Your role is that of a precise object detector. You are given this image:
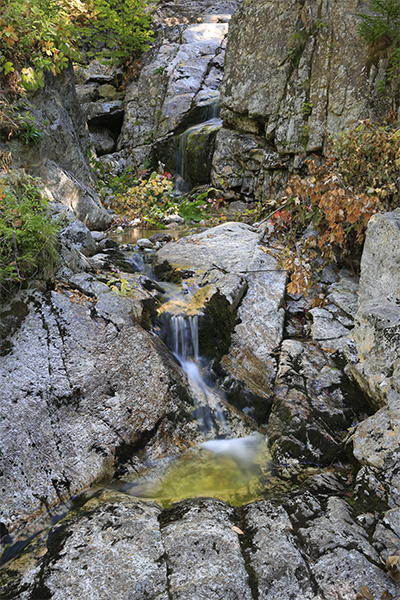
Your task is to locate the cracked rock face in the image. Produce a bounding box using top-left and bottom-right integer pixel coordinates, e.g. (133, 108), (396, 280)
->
(0, 289), (198, 535)
(212, 0), (388, 202)
(2, 478), (399, 600)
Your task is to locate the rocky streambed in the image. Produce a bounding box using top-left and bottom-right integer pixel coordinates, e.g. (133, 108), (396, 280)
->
(2, 214), (400, 599)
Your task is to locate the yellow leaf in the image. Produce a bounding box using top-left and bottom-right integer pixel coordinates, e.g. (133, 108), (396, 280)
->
(387, 556), (399, 567)
(231, 526), (244, 535)
(34, 547), (48, 559)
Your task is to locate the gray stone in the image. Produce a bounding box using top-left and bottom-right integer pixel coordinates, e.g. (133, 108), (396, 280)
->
(89, 129), (116, 155)
(41, 160), (111, 230)
(161, 498), (253, 600)
(0, 290), (197, 533)
(244, 500), (315, 599)
(95, 291), (143, 326)
(211, 0), (388, 201)
(59, 218), (97, 257)
(268, 340), (362, 465)
(137, 238), (155, 249)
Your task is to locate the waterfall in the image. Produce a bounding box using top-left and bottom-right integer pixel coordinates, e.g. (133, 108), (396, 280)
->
(174, 92), (222, 191)
(169, 314), (199, 362)
(160, 312), (228, 434)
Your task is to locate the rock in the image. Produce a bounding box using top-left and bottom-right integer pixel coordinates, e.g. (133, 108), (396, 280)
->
(89, 128), (116, 155)
(95, 291), (143, 327)
(212, 0), (387, 200)
(78, 59), (122, 84)
(59, 217), (97, 257)
(244, 500), (316, 599)
(9, 64), (97, 191)
(117, 3), (234, 170)
(86, 100), (124, 125)
(0, 490), (168, 600)
(149, 232), (173, 244)
(219, 246), (286, 423)
(309, 306), (352, 354)
(345, 211), (400, 507)
(267, 339), (367, 466)
(212, 127), (287, 201)
(161, 498), (253, 600)
(0, 289), (197, 533)
(41, 160), (111, 230)
(161, 215), (186, 226)
(91, 231), (107, 242)
(137, 238), (155, 250)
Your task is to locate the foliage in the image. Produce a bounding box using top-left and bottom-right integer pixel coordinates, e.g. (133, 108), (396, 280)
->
(0, 0), (153, 92)
(358, 0), (400, 104)
(357, 0), (400, 44)
(0, 0), (76, 91)
(93, 159), (224, 227)
(76, 0), (154, 63)
(0, 95), (43, 144)
(0, 173), (59, 298)
(267, 120), (400, 295)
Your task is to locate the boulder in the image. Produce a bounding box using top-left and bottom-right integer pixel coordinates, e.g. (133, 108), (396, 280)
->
(0, 288), (197, 534)
(346, 211), (400, 507)
(212, 0), (388, 200)
(268, 339), (368, 467)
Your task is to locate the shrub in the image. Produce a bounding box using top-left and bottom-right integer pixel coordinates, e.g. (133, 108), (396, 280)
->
(267, 120), (400, 295)
(0, 0), (153, 92)
(0, 173), (59, 298)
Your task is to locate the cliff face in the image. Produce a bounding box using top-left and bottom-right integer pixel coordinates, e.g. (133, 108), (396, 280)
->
(212, 0), (389, 201)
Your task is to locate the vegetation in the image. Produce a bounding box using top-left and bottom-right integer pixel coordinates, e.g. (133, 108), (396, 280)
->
(93, 160), (227, 227)
(358, 0), (400, 105)
(0, 0), (154, 93)
(0, 173), (59, 299)
(263, 120), (400, 295)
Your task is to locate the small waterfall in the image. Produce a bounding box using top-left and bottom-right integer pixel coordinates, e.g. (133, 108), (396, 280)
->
(174, 92), (222, 191)
(160, 312), (227, 434)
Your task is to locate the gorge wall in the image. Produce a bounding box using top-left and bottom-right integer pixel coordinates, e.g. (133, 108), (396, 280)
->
(211, 0), (391, 202)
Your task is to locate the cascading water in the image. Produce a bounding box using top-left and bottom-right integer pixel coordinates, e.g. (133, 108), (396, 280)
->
(161, 311), (227, 434)
(174, 92), (223, 192)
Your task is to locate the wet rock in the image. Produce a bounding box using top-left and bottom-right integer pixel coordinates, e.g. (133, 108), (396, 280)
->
(117, 3), (234, 168)
(0, 289), (197, 533)
(267, 340), (366, 466)
(161, 498), (253, 600)
(0, 490), (167, 600)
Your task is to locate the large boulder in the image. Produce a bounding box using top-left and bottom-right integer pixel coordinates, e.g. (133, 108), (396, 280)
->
(0, 288), (197, 534)
(6, 64), (111, 230)
(153, 222), (287, 417)
(212, 0), (388, 201)
(345, 210), (400, 508)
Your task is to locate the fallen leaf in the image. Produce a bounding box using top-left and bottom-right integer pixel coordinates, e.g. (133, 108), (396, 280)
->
(381, 591), (393, 600)
(35, 547), (48, 558)
(359, 586), (374, 600)
(231, 526), (244, 535)
(386, 556), (399, 567)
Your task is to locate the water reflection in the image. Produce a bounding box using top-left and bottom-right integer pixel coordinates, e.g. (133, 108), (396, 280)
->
(115, 433), (278, 508)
